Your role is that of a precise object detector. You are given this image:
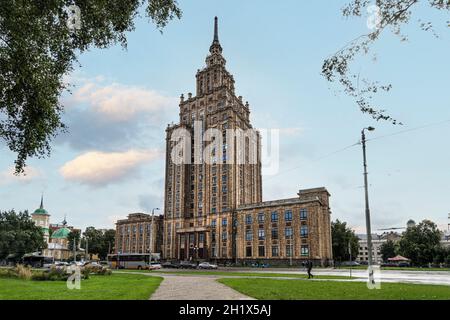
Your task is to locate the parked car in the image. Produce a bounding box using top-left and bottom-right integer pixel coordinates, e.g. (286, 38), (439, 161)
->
(149, 263), (162, 270)
(179, 261), (197, 269)
(198, 262), (218, 270)
(162, 261), (180, 269)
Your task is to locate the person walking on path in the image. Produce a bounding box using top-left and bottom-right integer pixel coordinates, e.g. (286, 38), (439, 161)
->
(307, 260), (314, 279)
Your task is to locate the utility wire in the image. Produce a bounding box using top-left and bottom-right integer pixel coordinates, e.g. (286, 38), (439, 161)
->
(367, 119), (450, 143)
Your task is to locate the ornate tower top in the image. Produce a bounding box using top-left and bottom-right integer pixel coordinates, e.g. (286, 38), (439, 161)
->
(209, 16), (222, 54)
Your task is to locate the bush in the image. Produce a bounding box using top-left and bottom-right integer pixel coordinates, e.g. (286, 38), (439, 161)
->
(14, 264), (32, 280)
(31, 271), (49, 281)
(0, 268), (17, 279)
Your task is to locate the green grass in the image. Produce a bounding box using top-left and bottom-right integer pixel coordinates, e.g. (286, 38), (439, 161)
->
(115, 270), (354, 280)
(218, 278), (450, 300)
(0, 273), (163, 300)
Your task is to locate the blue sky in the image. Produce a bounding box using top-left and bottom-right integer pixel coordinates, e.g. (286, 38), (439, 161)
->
(1, 0), (449, 234)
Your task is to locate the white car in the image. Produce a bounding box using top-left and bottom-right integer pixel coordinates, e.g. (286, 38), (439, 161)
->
(198, 262), (218, 270)
(149, 263), (162, 270)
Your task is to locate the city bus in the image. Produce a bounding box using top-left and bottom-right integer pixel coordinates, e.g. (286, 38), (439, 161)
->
(22, 253), (54, 268)
(107, 253), (160, 270)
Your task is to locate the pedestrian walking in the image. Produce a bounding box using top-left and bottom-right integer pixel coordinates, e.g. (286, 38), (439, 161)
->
(307, 260), (314, 279)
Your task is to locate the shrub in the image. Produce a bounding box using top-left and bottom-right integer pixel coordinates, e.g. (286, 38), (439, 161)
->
(31, 271), (49, 281)
(0, 268), (16, 279)
(14, 264), (32, 280)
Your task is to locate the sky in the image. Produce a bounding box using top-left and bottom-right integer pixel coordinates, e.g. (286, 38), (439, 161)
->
(1, 0), (449, 234)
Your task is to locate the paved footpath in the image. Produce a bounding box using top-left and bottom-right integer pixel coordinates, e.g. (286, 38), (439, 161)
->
(150, 275), (255, 300)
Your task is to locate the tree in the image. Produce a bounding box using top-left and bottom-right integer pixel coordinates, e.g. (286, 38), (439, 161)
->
(380, 239), (397, 262)
(323, 0), (450, 124)
(397, 219), (442, 266)
(0, 0), (182, 173)
(81, 227), (115, 260)
(67, 229), (81, 252)
(331, 219), (359, 262)
(83, 226), (103, 259)
(0, 210), (47, 259)
(101, 229), (116, 260)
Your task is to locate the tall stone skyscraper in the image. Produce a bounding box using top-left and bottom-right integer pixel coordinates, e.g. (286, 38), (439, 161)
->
(163, 17), (262, 260)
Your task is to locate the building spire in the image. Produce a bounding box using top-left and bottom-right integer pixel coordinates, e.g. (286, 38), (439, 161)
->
(209, 16), (222, 53)
(214, 16), (219, 42)
(40, 194), (44, 210)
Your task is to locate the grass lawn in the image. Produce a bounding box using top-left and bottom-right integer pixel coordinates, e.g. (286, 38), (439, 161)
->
(115, 270), (354, 280)
(218, 278), (450, 300)
(0, 273), (163, 300)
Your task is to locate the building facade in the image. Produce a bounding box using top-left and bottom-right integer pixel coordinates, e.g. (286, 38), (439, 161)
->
(115, 213), (163, 256)
(162, 17), (333, 265)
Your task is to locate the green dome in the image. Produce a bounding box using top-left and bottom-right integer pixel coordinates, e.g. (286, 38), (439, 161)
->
(51, 227), (71, 239)
(33, 208), (49, 216)
(33, 195), (49, 216)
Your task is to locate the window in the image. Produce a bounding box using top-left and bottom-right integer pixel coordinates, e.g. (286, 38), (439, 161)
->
(300, 208), (308, 220)
(199, 233), (205, 243)
(222, 218), (227, 227)
(301, 245), (309, 256)
(258, 213), (264, 223)
(285, 210), (292, 221)
(285, 227), (293, 238)
(211, 219), (216, 228)
(300, 225), (308, 238)
(271, 246), (279, 257)
(222, 232), (227, 241)
(245, 214), (252, 225)
(271, 228), (278, 240)
(246, 247), (252, 257)
(246, 229), (253, 241)
(271, 211), (278, 222)
(286, 245), (292, 257)
(258, 229), (265, 240)
(258, 246), (265, 257)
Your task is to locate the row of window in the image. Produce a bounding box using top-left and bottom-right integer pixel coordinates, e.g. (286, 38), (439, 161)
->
(246, 245), (310, 257)
(245, 209), (308, 224)
(245, 226), (308, 241)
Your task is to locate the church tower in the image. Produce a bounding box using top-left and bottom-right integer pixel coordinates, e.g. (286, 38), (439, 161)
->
(163, 17), (262, 262)
(31, 195), (51, 245)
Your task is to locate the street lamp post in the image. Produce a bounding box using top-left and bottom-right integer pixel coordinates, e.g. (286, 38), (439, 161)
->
(149, 207), (160, 266)
(361, 126), (375, 284)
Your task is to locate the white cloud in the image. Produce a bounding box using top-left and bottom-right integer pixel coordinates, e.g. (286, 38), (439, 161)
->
(73, 82), (177, 122)
(0, 166), (42, 185)
(59, 149), (162, 186)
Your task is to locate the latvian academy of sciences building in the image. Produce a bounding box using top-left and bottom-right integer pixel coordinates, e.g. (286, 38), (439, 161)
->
(162, 18), (332, 266)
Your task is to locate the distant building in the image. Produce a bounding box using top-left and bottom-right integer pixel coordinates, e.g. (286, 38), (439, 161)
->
(31, 196), (80, 260)
(115, 213), (164, 256)
(356, 234), (384, 264)
(31, 196), (50, 244)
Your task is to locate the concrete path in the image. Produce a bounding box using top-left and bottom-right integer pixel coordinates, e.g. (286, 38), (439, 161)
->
(150, 275), (255, 300)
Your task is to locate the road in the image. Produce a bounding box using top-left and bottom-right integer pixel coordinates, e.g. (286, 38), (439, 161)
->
(156, 267), (450, 286)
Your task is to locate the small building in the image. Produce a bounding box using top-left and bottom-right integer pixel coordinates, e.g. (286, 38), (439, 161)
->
(115, 213), (164, 255)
